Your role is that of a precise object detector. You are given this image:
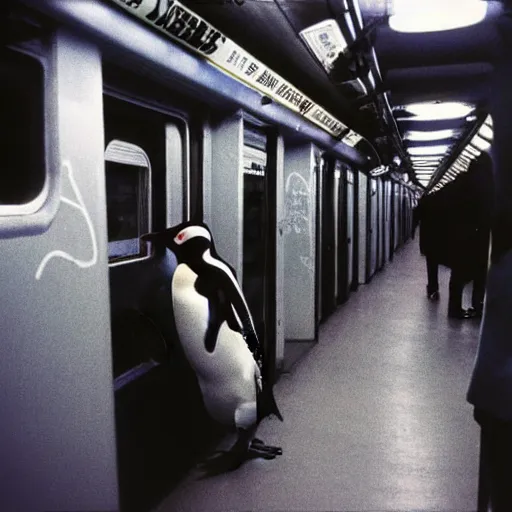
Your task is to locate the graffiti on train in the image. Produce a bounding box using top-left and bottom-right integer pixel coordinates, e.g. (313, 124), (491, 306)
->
(35, 161), (98, 281)
(282, 172), (315, 275)
(109, 0), (351, 139)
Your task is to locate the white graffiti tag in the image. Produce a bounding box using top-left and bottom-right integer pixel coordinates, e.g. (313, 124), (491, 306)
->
(35, 161), (98, 280)
(281, 171), (315, 274)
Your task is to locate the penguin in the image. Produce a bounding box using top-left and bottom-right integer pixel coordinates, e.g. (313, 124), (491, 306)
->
(141, 220), (283, 474)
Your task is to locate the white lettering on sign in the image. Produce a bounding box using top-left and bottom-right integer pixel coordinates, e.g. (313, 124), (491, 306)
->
(108, 0), (363, 142)
(343, 130), (364, 147)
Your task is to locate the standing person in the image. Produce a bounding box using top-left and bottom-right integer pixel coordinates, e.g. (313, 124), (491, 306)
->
(447, 153), (493, 319)
(416, 193), (441, 300)
(467, 6), (512, 511)
(467, 151), (493, 318)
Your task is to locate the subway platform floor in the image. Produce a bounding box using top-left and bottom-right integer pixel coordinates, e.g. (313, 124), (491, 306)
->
(154, 239), (482, 512)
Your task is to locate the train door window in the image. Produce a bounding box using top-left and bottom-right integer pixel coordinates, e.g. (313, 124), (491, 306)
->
(0, 47), (45, 211)
(103, 93), (187, 264)
(105, 140), (151, 263)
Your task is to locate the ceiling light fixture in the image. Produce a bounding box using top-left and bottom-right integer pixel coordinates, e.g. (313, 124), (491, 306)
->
(404, 129), (459, 141)
(402, 101), (474, 121)
(471, 135), (492, 151)
(370, 165), (390, 177)
(478, 123), (494, 141)
(389, 0), (487, 33)
(409, 156), (443, 161)
(408, 144), (450, 156)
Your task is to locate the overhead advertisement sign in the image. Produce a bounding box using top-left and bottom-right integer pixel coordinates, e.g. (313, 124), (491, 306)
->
(299, 19), (348, 74)
(108, 0), (363, 145)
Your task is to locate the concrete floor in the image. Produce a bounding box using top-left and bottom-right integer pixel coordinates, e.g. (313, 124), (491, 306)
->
(154, 239), (482, 512)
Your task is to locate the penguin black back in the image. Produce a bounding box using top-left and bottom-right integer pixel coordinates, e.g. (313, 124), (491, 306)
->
(141, 221), (261, 357)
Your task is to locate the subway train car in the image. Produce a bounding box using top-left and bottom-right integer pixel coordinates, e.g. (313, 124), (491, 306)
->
(0, 1), (504, 511)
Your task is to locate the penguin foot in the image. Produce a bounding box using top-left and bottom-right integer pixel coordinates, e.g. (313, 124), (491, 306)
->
(250, 438), (283, 456)
(198, 438), (282, 477)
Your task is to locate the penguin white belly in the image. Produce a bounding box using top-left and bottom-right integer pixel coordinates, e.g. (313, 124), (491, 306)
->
(171, 264), (259, 428)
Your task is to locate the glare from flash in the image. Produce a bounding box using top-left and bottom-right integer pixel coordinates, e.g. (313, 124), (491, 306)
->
(404, 129), (459, 141)
(389, 0), (487, 33)
(403, 101), (474, 120)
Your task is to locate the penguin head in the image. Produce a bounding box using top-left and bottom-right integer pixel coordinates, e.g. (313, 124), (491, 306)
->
(141, 221), (213, 262)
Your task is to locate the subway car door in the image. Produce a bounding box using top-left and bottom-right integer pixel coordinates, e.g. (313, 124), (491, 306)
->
(334, 162), (340, 302)
(320, 154), (337, 320)
(335, 162), (349, 304)
(369, 178), (378, 278)
(315, 151), (323, 325)
(102, 91), (202, 512)
(346, 168), (355, 289)
(384, 179), (392, 262)
(242, 123), (277, 383)
(358, 171), (368, 283)
(393, 182), (400, 250)
(377, 178), (385, 269)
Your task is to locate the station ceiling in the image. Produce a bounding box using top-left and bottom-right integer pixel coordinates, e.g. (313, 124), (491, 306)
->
(178, 0), (500, 191)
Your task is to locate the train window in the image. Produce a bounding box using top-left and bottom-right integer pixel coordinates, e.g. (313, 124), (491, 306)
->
(0, 47), (45, 207)
(105, 140), (151, 264)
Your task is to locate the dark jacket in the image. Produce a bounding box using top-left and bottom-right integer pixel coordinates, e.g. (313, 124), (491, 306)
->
(416, 193), (445, 261)
(467, 12), (512, 421)
(417, 154), (493, 281)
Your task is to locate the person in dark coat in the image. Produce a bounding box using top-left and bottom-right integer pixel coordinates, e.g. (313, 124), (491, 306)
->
(467, 8), (512, 511)
(446, 152), (493, 319)
(415, 193), (442, 300)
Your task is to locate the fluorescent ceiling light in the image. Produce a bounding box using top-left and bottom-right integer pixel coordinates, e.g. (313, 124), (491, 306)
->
(368, 70), (376, 89)
(410, 156), (443, 161)
(404, 129), (459, 141)
(408, 144), (450, 156)
(389, 0), (487, 33)
(344, 10), (357, 39)
(300, 20), (347, 73)
(478, 124), (493, 141)
(466, 145), (481, 156)
(471, 135), (491, 151)
(402, 101), (474, 121)
(370, 165), (390, 177)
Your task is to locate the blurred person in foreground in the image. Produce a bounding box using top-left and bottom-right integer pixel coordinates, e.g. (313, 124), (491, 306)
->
(467, 5), (512, 510)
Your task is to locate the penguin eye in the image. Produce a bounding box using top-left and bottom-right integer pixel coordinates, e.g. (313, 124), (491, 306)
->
(175, 230), (187, 244)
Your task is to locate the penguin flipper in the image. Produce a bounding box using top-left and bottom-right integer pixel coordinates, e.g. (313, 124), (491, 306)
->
(194, 278), (223, 353)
